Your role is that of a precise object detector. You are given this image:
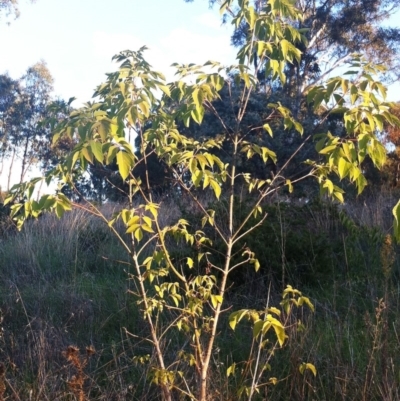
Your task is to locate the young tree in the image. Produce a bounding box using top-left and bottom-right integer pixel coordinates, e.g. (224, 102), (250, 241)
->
(6, 1), (400, 400)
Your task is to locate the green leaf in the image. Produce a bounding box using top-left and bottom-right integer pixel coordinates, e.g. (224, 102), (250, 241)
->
(268, 316), (286, 346)
(294, 121), (303, 135)
(356, 174), (368, 195)
(319, 145), (336, 155)
(280, 39), (289, 60)
(268, 307), (281, 316)
(138, 101), (150, 118)
(191, 107), (205, 124)
(210, 179), (221, 199)
(229, 309), (249, 331)
(298, 296), (315, 312)
(134, 227), (143, 242)
(192, 88), (202, 110)
(245, 6), (256, 29)
(55, 202), (66, 219)
(142, 224), (154, 233)
(299, 362), (317, 377)
(240, 72), (251, 88)
(106, 145), (119, 164)
(146, 203), (159, 219)
(286, 179), (293, 193)
(315, 136), (327, 152)
(159, 84), (171, 97)
(126, 214), (139, 226)
(126, 223), (141, 234)
(81, 147), (93, 163)
(210, 294), (223, 308)
(90, 140), (104, 163)
(226, 363), (236, 377)
(263, 123), (273, 137)
(323, 179), (334, 194)
(333, 191), (344, 203)
(116, 150), (134, 181)
(38, 195), (56, 210)
(350, 84), (358, 104)
(338, 158), (351, 180)
(142, 216), (152, 227)
(261, 147), (277, 163)
(253, 319), (264, 338)
(313, 90), (326, 109)
(253, 258), (260, 272)
(393, 200), (400, 242)
(95, 120), (110, 141)
(192, 169), (203, 187)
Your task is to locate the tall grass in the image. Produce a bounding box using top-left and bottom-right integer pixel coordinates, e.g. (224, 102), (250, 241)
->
(0, 195), (399, 400)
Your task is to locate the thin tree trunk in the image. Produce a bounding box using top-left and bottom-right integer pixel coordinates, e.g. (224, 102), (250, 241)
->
(7, 147), (16, 191)
(198, 136), (239, 401)
(20, 134), (30, 184)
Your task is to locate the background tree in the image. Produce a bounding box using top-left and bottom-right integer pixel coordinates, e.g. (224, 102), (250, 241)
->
(18, 61), (53, 183)
(376, 102), (400, 189)
(179, 0), (400, 201)
(0, 62), (54, 191)
(0, 74), (21, 189)
(188, 0), (400, 89)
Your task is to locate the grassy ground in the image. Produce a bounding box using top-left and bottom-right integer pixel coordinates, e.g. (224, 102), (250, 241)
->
(0, 194), (399, 400)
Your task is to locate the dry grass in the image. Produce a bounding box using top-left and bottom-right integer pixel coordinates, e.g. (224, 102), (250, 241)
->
(0, 199), (187, 400)
(0, 363), (5, 401)
(0, 195), (399, 400)
(63, 345), (95, 401)
(344, 190), (398, 231)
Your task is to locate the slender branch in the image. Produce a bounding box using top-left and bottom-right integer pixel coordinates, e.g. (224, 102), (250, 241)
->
(248, 283), (271, 401)
(302, 53), (352, 93)
(228, 257), (252, 274)
(173, 170), (229, 246)
(232, 212), (269, 245)
(137, 234), (159, 257)
(159, 315), (185, 340)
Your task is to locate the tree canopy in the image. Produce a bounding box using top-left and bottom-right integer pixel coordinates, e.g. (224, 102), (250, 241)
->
(0, 61), (54, 191)
(188, 0), (400, 90)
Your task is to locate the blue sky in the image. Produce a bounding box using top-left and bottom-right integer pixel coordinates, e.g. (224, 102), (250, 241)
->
(1, 0), (399, 104)
(0, 0), (236, 106)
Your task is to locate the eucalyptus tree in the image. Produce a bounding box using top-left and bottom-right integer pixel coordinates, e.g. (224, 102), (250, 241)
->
(6, 0), (400, 400)
(18, 61), (53, 183)
(0, 62), (53, 190)
(182, 0), (400, 200)
(373, 102), (400, 189)
(188, 0), (400, 92)
(0, 74), (20, 188)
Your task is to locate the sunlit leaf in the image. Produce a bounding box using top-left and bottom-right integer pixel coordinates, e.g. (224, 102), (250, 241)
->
(393, 200), (400, 242)
(116, 150), (134, 181)
(299, 362), (317, 377)
(90, 140), (104, 163)
(210, 179), (221, 199)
